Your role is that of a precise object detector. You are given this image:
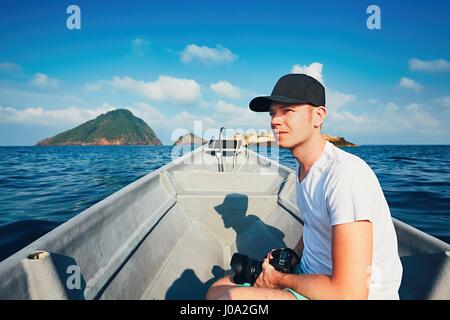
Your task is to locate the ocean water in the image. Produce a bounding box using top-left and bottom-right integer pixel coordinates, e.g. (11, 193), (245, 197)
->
(0, 145), (449, 262)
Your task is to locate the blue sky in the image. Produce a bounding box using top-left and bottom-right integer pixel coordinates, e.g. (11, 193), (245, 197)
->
(0, 0), (449, 145)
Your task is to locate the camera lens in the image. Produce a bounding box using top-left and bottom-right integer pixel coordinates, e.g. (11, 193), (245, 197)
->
(230, 253), (263, 285)
(244, 258), (263, 284)
(230, 253), (246, 275)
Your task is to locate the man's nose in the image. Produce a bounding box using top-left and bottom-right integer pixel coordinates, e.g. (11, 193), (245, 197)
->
(271, 113), (283, 127)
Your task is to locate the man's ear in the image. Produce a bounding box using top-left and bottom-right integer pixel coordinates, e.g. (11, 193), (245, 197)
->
(314, 106), (327, 128)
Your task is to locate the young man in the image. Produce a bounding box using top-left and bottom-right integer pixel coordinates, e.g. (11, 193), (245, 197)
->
(206, 74), (403, 300)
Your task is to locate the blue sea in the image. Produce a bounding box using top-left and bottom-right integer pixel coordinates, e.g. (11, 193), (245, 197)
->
(0, 145), (449, 262)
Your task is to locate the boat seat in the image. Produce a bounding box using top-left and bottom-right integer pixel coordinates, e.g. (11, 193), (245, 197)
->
(170, 171), (282, 195)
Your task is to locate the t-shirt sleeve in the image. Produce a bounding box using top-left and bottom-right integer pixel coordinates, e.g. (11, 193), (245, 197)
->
(325, 162), (379, 226)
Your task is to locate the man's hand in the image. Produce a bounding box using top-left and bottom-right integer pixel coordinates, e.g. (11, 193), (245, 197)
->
(254, 254), (285, 289)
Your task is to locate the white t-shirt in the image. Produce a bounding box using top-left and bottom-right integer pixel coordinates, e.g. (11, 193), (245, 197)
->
(296, 141), (403, 300)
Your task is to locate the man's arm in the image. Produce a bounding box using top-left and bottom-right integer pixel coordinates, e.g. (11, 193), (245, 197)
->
(256, 220), (373, 300)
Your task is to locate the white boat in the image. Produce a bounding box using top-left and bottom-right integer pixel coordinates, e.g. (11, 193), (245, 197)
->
(0, 140), (448, 299)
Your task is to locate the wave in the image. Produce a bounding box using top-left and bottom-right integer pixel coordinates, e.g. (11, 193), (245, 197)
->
(389, 156), (420, 162)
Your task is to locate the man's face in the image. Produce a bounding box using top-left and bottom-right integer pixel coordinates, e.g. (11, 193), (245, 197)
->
(269, 102), (315, 149)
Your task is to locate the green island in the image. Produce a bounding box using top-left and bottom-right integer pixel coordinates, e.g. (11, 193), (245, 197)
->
(36, 109), (162, 146)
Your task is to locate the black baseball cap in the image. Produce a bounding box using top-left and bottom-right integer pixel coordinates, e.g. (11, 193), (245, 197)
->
(249, 73), (326, 112)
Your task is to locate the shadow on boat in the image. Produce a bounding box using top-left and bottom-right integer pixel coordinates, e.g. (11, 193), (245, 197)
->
(165, 193), (286, 299)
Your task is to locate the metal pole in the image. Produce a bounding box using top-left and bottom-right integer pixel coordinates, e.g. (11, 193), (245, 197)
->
(219, 127), (225, 172)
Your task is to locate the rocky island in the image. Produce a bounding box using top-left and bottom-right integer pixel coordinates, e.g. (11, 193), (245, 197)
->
(321, 134), (357, 147)
(173, 133), (207, 146)
(36, 109), (162, 146)
(233, 132), (357, 147)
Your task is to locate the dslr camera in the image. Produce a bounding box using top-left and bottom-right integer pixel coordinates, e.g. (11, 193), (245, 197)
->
(230, 248), (300, 285)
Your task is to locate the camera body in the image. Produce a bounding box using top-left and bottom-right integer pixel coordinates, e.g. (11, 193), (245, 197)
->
(230, 248), (299, 285)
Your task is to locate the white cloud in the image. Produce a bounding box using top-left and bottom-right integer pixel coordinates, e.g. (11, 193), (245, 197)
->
(170, 111), (219, 143)
(171, 110), (218, 131)
(328, 110), (373, 125)
(0, 105), (114, 126)
(111, 75), (202, 103)
(0, 61), (21, 72)
(147, 99), (269, 140)
(31, 73), (59, 88)
(404, 103), (440, 129)
(215, 100), (269, 129)
(384, 102), (440, 132)
(409, 58), (450, 72)
(126, 102), (219, 143)
(326, 109), (373, 128)
(291, 62), (324, 84)
(210, 81), (243, 99)
(62, 95), (85, 105)
(132, 38), (149, 57)
(326, 90), (356, 109)
(0, 85), (95, 110)
(385, 102), (399, 113)
(399, 77), (422, 92)
(325, 100), (442, 136)
(83, 82), (102, 92)
(132, 38), (149, 46)
(163, 103), (270, 142)
(216, 100), (242, 115)
(180, 44), (237, 65)
(127, 102), (168, 128)
(433, 96), (450, 108)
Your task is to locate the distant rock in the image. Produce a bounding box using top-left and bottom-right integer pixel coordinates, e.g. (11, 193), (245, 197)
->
(234, 132), (274, 146)
(322, 134), (357, 147)
(173, 133), (207, 146)
(233, 132), (357, 147)
(36, 109), (162, 146)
